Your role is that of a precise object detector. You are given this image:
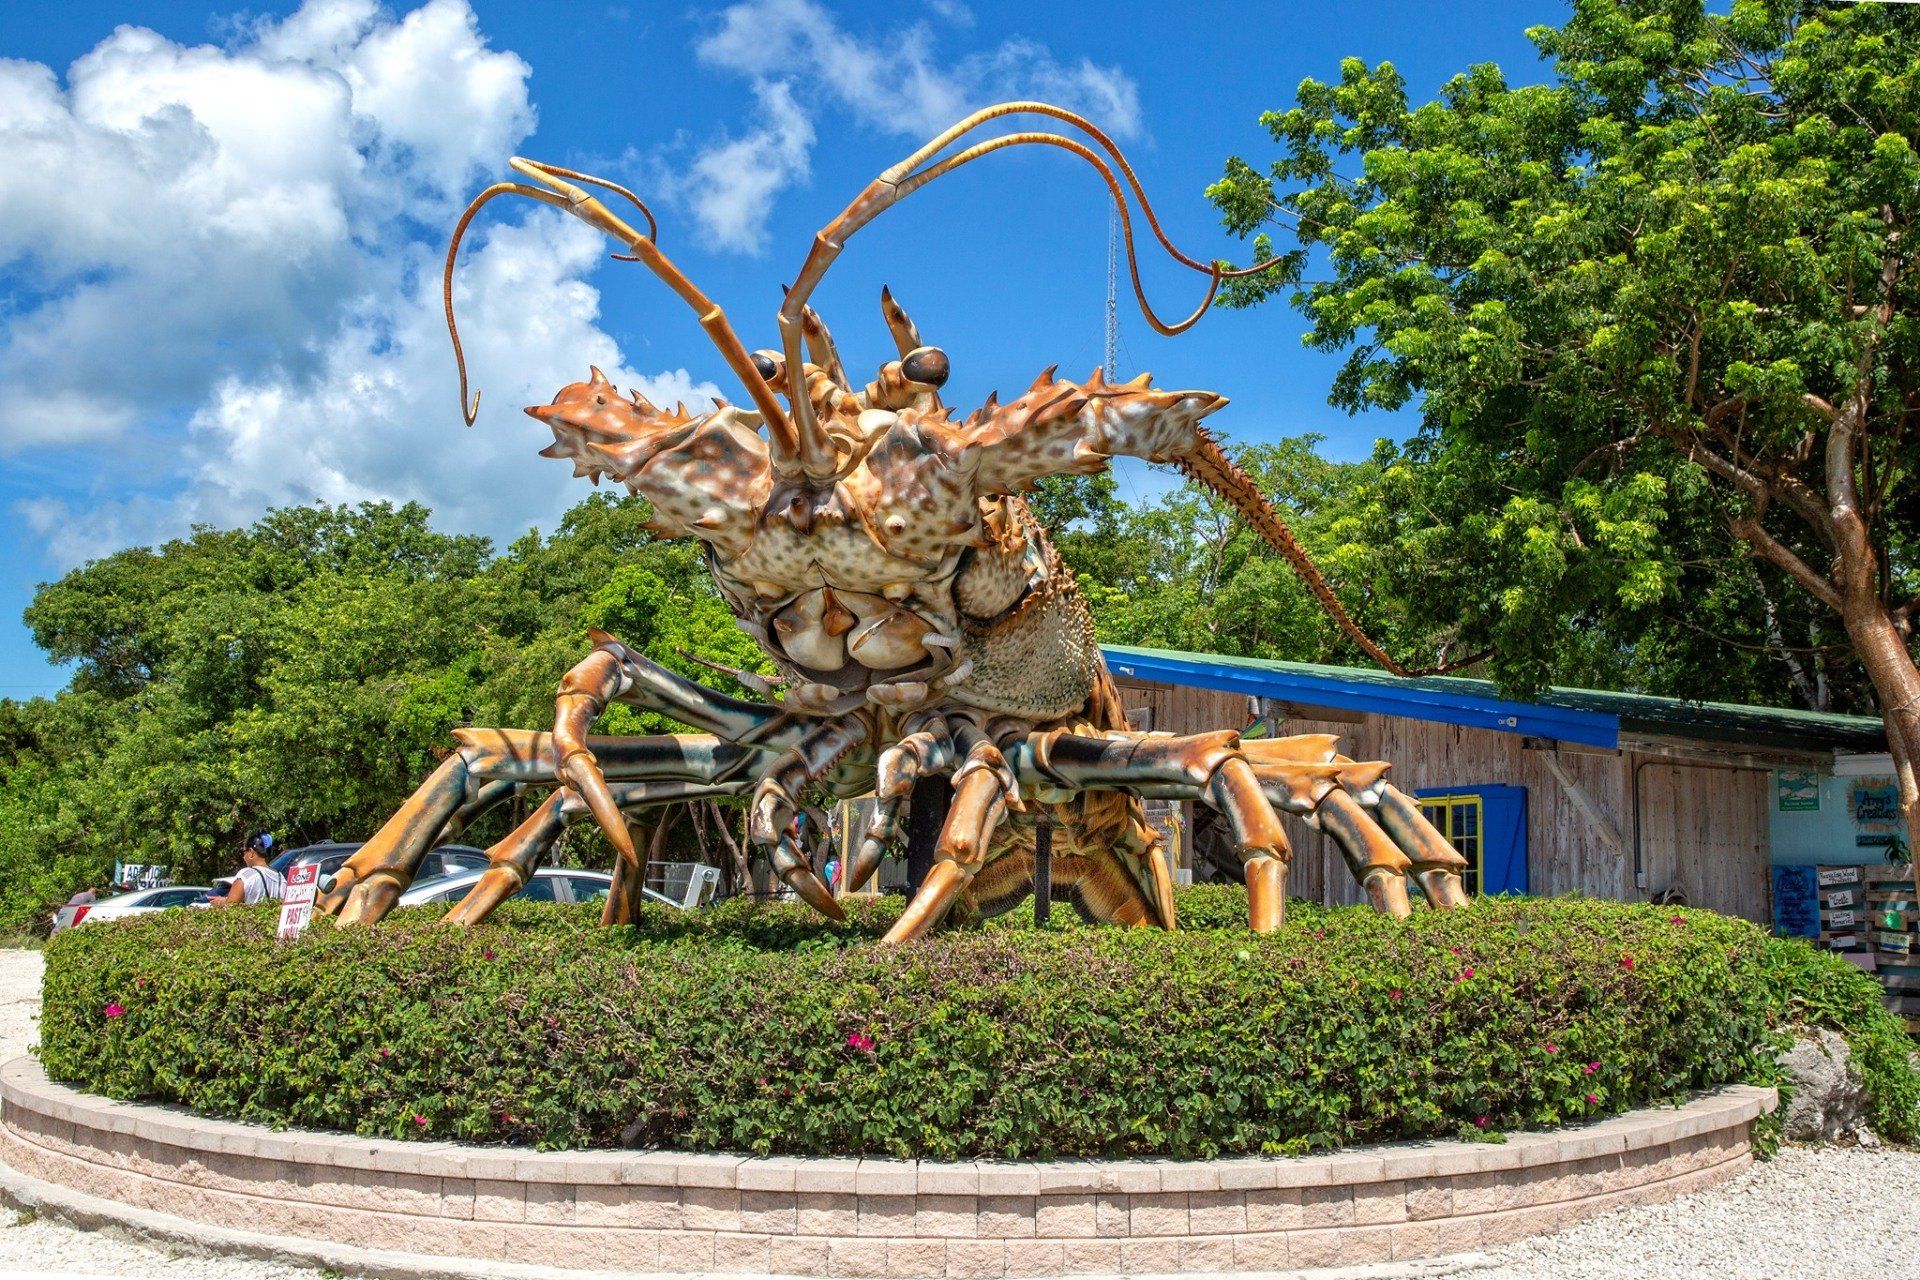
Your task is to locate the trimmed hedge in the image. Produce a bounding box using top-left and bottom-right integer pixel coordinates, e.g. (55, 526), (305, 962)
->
(37, 890), (1918, 1158)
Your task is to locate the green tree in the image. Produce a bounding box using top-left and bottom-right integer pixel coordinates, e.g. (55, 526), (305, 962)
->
(1208, 0), (1920, 885)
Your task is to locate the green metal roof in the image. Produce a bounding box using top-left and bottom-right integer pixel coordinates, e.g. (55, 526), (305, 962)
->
(1102, 644), (1887, 754)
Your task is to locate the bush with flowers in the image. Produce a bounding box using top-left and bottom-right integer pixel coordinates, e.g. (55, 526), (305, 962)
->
(36, 888), (1917, 1156)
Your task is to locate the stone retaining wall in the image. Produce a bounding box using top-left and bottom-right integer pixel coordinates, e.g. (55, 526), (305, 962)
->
(0, 1058), (1773, 1277)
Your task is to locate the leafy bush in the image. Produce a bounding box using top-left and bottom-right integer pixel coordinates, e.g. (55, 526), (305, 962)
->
(37, 892), (1916, 1157)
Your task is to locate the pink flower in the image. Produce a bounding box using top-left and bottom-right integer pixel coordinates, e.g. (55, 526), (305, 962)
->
(379, 1047), (391, 1059)
(1584, 1061), (1599, 1075)
(1670, 915), (1685, 925)
(1544, 1043), (1558, 1055)
(1313, 928), (1326, 939)
(845, 1031), (876, 1054)
(1455, 967), (1475, 983)
(1388, 988), (1404, 1002)
(102, 1003), (125, 1019)
(1619, 955), (1636, 970)
(1474, 1115), (1490, 1128)
(413, 1114), (429, 1128)
(483, 949), (495, 961)
(1585, 1093), (1599, 1106)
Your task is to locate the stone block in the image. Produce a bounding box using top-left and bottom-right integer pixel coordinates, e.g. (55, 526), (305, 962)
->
(857, 1159), (919, 1196)
(1352, 1178), (1407, 1224)
(946, 1238), (1008, 1279)
(798, 1191), (861, 1236)
(917, 1162), (980, 1196)
(1061, 1240), (1124, 1274)
(1002, 1240), (1065, 1278)
(1231, 1232), (1289, 1272)
(915, 1194), (979, 1237)
(1243, 1187), (1302, 1232)
(887, 1238), (948, 1278)
(794, 1157), (865, 1194)
(1120, 1238), (1181, 1274)
(656, 1230), (719, 1273)
(682, 1185), (743, 1232)
(440, 1175), (477, 1220)
(1435, 1216), (1484, 1255)
(976, 1195), (1035, 1239)
(714, 1233), (774, 1273)
(1127, 1191), (1189, 1238)
(1336, 1226), (1396, 1265)
(1094, 1193), (1130, 1238)
(742, 1189), (800, 1234)
(1034, 1195), (1096, 1239)
(572, 1183), (628, 1226)
(1180, 1236), (1236, 1273)
(522, 1180), (576, 1224)
(1154, 1161), (1220, 1193)
(976, 1162), (1040, 1197)
(674, 1151), (743, 1188)
(1299, 1182), (1355, 1228)
(858, 1194), (916, 1238)
(1405, 1179), (1453, 1220)
(739, 1159), (800, 1192)
(829, 1238), (890, 1277)
(627, 1183), (686, 1230)
(1186, 1190), (1245, 1235)
(1032, 1162), (1102, 1194)
(472, 1178), (526, 1222)
(1286, 1228), (1342, 1269)
(771, 1237), (833, 1277)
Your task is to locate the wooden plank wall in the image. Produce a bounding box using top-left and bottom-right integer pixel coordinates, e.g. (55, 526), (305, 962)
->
(1111, 678), (1772, 923)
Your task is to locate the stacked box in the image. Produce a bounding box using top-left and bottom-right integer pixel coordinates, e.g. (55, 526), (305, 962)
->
(1862, 867), (1920, 1033)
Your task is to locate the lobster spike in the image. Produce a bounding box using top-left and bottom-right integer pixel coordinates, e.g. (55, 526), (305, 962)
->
(589, 365), (611, 387)
(1029, 364), (1059, 392)
(1126, 371), (1152, 389)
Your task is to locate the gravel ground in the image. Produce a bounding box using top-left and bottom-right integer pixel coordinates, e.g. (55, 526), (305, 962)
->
(0, 946), (1915, 1279)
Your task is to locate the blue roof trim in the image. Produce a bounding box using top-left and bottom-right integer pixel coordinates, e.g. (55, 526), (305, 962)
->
(1103, 647), (1622, 750)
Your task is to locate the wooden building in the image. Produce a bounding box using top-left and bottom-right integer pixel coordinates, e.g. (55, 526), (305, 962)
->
(1105, 645), (1888, 925)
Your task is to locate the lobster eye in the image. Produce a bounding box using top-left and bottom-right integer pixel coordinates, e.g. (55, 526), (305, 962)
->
(902, 346), (949, 388)
(751, 352), (779, 381)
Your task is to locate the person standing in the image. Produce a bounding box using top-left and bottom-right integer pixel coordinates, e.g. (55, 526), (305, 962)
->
(211, 833), (285, 907)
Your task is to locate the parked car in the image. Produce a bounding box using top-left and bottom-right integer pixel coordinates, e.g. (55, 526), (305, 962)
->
(396, 867), (693, 911)
(277, 841), (489, 893)
(51, 885), (213, 933)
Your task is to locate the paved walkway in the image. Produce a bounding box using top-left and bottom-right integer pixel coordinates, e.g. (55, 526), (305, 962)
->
(1, 948), (1915, 1279)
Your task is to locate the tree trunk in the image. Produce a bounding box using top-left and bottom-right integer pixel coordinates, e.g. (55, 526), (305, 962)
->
(1839, 598), (1920, 902)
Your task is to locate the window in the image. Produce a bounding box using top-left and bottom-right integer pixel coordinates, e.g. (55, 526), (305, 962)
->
(1417, 793), (1483, 896)
(563, 875), (610, 903)
(1415, 785), (1529, 897)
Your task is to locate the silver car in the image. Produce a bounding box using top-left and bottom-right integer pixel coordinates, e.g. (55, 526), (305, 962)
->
(396, 867), (694, 910)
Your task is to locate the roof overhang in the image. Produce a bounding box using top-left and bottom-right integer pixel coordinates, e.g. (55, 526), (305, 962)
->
(1103, 646), (1622, 750)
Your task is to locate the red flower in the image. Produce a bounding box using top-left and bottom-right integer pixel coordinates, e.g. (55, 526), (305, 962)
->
(1584, 1061), (1599, 1075)
(102, 1003), (125, 1019)
(1388, 988), (1404, 1002)
(483, 949), (495, 961)
(412, 1114), (429, 1128)
(1585, 1093), (1599, 1106)
(1474, 1115), (1490, 1128)
(1455, 967), (1475, 983)
(845, 1031), (876, 1054)
(1619, 955), (1636, 970)
(1544, 1043), (1558, 1054)
(379, 1047), (391, 1059)
(1670, 915), (1685, 925)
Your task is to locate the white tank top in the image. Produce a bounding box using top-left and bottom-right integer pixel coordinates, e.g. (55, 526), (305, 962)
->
(237, 865), (286, 904)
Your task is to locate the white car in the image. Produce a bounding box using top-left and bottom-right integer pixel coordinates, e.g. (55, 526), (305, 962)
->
(50, 885), (213, 933)
(397, 866), (686, 911)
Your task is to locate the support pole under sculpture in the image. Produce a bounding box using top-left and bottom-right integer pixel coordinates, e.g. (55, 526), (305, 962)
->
(1033, 813), (1053, 926)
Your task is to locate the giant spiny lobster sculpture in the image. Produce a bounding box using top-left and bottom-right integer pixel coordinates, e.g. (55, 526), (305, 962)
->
(320, 103), (1471, 941)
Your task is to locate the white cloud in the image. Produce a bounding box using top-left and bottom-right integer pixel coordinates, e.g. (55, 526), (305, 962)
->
(670, 0), (1141, 254)
(0, 0), (706, 569)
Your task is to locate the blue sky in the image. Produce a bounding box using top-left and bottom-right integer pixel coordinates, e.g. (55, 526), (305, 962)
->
(0, 0), (1557, 699)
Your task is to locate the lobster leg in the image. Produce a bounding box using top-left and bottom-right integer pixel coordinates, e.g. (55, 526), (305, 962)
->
(881, 730), (1015, 944)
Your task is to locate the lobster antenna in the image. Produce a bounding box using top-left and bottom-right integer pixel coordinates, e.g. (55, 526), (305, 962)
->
(443, 159), (796, 453)
(774, 101), (1286, 482)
